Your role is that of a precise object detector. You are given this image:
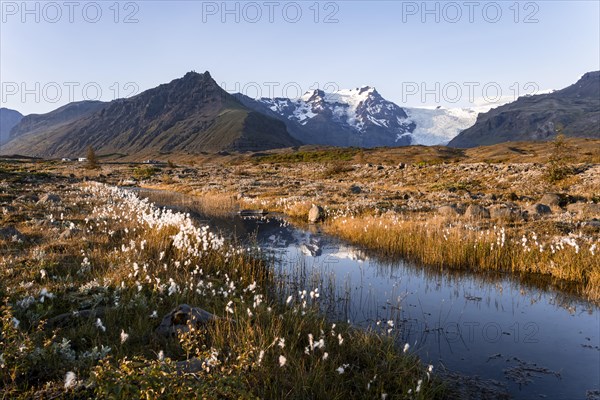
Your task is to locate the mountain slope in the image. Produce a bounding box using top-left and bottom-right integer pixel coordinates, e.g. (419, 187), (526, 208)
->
(448, 71), (600, 148)
(8, 101), (106, 141)
(0, 108), (24, 146)
(237, 88), (477, 147)
(1, 72), (300, 158)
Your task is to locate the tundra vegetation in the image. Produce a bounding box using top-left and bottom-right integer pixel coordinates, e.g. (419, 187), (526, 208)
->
(0, 161), (442, 399)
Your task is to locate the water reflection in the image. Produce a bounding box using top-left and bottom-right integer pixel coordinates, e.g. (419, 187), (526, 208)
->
(136, 189), (600, 400)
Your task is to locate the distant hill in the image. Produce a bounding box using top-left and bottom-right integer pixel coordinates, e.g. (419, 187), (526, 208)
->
(448, 71), (600, 148)
(0, 108), (23, 146)
(1, 72), (300, 158)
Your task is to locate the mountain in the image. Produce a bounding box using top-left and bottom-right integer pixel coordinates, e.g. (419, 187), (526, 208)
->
(0, 108), (23, 146)
(236, 87), (477, 147)
(448, 71), (600, 148)
(8, 100), (106, 141)
(1, 72), (300, 158)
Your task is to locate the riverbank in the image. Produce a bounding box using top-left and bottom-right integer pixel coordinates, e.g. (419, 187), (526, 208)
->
(128, 140), (600, 302)
(0, 163), (445, 399)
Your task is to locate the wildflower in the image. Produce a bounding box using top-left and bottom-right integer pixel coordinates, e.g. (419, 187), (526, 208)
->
(95, 318), (106, 332)
(64, 371), (77, 389)
(225, 300), (234, 314)
(286, 295), (293, 305)
(338, 333), (344, 345)
(336, 366), (345, 374)
(322, 352), (329, 360)
(39, 288), (54, 303)
(403, 343), (410, 353)
(150, 310), (158, 318)
(257, 350), (265, 365)
(279, 355), (287, 367)
(158, 350), (164, 361)
(120, 330), (129, 344)
(278, 338), (285, 349)
(416, 379), (423, 393)
(40, 269), (47, 279)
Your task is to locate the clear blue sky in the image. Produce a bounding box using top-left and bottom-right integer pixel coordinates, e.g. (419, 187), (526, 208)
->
(1, 0), (599, 114)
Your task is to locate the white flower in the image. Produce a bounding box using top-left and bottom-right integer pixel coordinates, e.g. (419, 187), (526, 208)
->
(322, 352), (329, 360)
(278, 338), (285, 349)
(225, 301), (234, 314)
(403, 343), (410, 353)
(278, 355), (287, 367)
(120, 330), (129, 344)
(416, 379), (423, 393)
(95, 318), (106, 332)
(158, 350), (164, 361)
(150, 310), (158, 318)
(337, 333), (344, 345)
(286, 295), (293, 305)
(257, 350), (265, 365)
(64, 371), (77, 389)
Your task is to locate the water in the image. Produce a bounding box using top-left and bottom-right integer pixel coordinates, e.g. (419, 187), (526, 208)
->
(137, 189), (600, 400)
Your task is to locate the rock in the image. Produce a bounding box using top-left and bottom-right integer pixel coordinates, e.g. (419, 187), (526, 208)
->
(464, 205), (490, 219)
(349, 185), (362, 194)
(37, 193), (61, 204)
(583, 220), (600, 228)
(437, 205), (461, 217)
(175, 357), (206, 374)
(155, 304), (218, 337)
(15, 194), (39, 203)
(308, 204), (324, 223)
(540, 193), (562, 207)
(568, 203), (600, 217)
(489, 204), (519, 221)
(526, 203), (552, 216)
(0, 226), (25, 242)
(59, 228), (80, 240)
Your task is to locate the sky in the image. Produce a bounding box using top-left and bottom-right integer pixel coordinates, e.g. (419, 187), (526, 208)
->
(1, 0), (599, 115)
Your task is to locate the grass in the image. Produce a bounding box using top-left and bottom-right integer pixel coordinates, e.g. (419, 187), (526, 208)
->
(325, 214), (600, 302)
(252, 148), (361, 164)
(0, 168), (446, 399)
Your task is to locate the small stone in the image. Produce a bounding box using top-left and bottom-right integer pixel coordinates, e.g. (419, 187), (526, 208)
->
(308, 204), (324, 223)
(37, 194), (61, 204)
(464, 205), (490, 219)
(155, 304), (218, 337)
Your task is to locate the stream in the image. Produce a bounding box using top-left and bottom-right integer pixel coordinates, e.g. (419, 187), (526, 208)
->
(136, 188), (600, 400)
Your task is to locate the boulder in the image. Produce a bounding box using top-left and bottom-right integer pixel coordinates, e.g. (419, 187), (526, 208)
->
(155, 304), (218, 337)
(308, 204), (324, 223)
(464, 205), (490, 219)
(37, 193), (61, 204)
(349, 185), (362, 194)
(437, 205), (461, 217)
(525, 203), (552, 217)
(540, 193), (562, 207)
(567, 203), (600, 217)
(0, 226), (25, 241)
(489, 204), (519, 221)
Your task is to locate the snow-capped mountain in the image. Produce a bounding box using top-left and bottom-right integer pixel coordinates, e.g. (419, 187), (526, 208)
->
(236, 87), (478, 147)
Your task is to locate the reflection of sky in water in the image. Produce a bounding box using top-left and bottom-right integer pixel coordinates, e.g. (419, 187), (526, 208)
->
(246, 216), (600, 400)
(137, 190), (600, 400)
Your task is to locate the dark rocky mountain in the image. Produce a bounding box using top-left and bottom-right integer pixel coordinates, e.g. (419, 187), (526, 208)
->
(8, 101), (105, 141)
(0, 108), (23, 146)
(448, 71), (600, 148)
(1, 72), (300, 158)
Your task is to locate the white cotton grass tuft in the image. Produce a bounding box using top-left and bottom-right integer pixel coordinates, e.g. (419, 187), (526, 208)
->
(120, 330), (129, 344)
(403, 343), (410, 353)
(95, 318), (106, 332)
(64, 371), (77, 389)
(278, 355), (287, 367)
